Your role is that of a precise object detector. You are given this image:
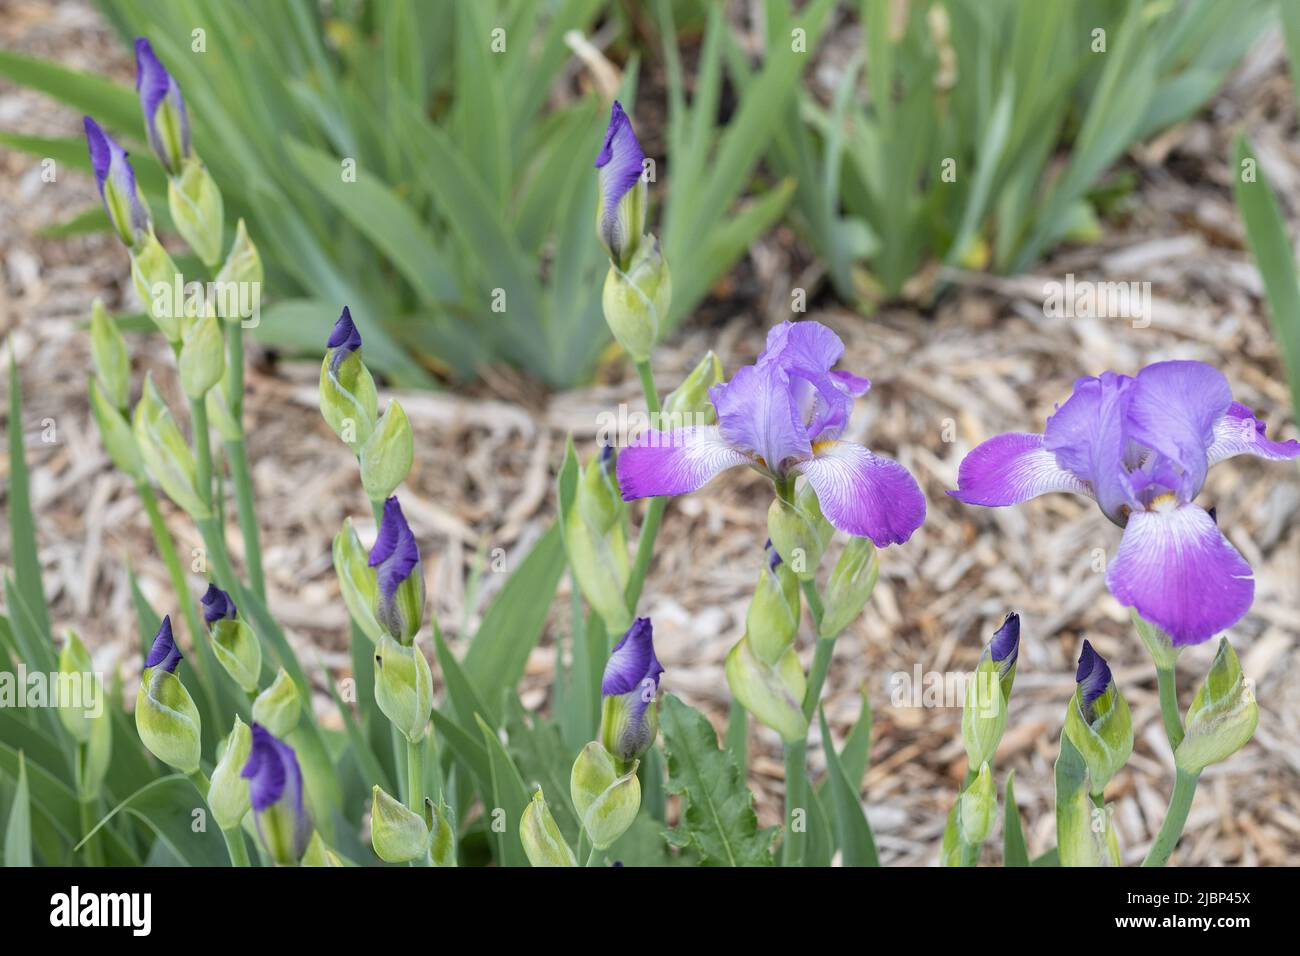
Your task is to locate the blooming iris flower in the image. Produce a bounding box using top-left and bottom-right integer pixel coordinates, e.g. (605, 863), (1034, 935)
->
(600, 618), (664, 765)
(617, 320), (927, 547)
(134, 38), (190, 175)
(241, 722), (312, 865)
(951, 361), (1299, 645)
(594, 100), (646, 269)
(144, 615), (182, 672)
(200, 584), (237, 626)
(83, 116), (150, 247)
(369, 496), (424, 643)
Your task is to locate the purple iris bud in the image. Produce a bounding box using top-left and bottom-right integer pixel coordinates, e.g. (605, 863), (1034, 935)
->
(988, 612), (1019, 673)
(200, 583), (237, 626)
(594, 100), (647, 267)
(617, 320), (926, 547)
(600, 617), (664, 765)
(1075, 640), (1112, 722)
(241, 723), (312, 865)
(326, 306), (362, 371)
(950, 361), (1300, 646)
(144, 615), (182, 673)
(83, 116), (150, 247)
(765, 538), (782, 572)
(368, 496), (424, 643)
(134, 38), (190, 175)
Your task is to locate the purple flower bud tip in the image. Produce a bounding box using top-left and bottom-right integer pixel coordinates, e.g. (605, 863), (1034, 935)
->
(989, 612), (1019, 667)
(144, 615), (182, 673)
(602, 617), (663, 697)
(200, 584), (237, 626)
(764, 538), (782, 572)
(83, 117), (111, 193)
(134, 37), (190, 174)
(1076, 639), (1112, 717)
(327, 305), (362, 352)
(369, 496), (420, 598)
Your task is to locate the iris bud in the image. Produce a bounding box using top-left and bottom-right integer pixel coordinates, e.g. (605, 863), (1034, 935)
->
(130, 232), (183, 343)
(83, 116), (150, 249)
(360, 400), (414, 501)
(1175, 639), (1258, 775)
(214, 219), (263, 322)
(564, 447), (632, 635)
(168, 155), (224, 269)
(242, 723), (312, 865)
(319, 307), (378, 451)
(203, 585), (261, 694)
(594, 100), (647, 270)
(571, 742), (641, 850)
(578, 444), (622, 535)
(178, 310), (225, 399)
(767, 485), (831, 581)
(820, 536), (880, 640)
(333, 518), (385, 643)
(661, 350), (723, 429)
(745, 542), (800, 666)
(373, 635), (433, 743)
(208, 716), (253, 830)
(427, 798), (457, 867)
(960, 614), (1020, 771)
(301, 831), (344, 867)
(725, 635), (808, 743)
(959, 762), (995, 845)
(369, 497), (425, 644)
(134, 374), (208, 517)
(134, 38), (190, 177)
(89, 299), (130, 411)
(89, 379), (143, 480)
(370, 785), (428, 863)
(1057, 787), (1122, 867)
(599, 618), (663, 767)
(601, 237), (671, 363)
(1063, 641), (1133, 796)
(520, 789), (576, 867)
(135, 616), (201, 774)
(58, 630), (112, 800)
(252, 668), (302, 739)
(204, 384), (242, 443)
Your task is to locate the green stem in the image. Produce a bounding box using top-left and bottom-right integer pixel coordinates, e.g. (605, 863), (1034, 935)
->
(585, 845), (605, 867)
(225, 437), (265, 600)
(226, 318), (246, 423)
(406, 737), (424, 813)
(370, 497), (386, 526)
(222, 827), (251, 867)
(1155, 664), (1184, 750)
(800, 580), (830, 723)
(781, 740), (808, 866)
(137, 480), (205, 647)
(187, 770), (250, 866)
(78, 793), (103, 867)
(1142, 769), (1200, 867)
(190, 398), (213, 511)
(624, 360), (664, 613)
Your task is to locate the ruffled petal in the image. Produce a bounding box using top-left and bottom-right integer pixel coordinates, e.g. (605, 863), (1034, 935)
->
(950, 432), (1093, 506)
(1044, 371), (1138, 522)
(1127, 360), (1231, 500)
(616, 425), (749, 500)
(710, 363), (810, 473)
(1207, 402), (1300, 465)
(796, 441), (926, 546)
(1105, 502), (1253, 646)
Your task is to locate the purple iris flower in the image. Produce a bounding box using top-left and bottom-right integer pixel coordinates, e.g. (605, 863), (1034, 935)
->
(241, 723), (312, 864)
(83, 116), (150, 245)
(144, 615), (182, 672)
(594, 100), (645, 266)
(951, 361), (1299, 646)
(616, 321), (927, 547)
(988, 612), (1020, 674)
(368, 496), (422, 641)
(601, 617), (663, 763)
(134, 38), (190, 175)
(201, 584), (237, 626)
(1075, 641), (1112, 722)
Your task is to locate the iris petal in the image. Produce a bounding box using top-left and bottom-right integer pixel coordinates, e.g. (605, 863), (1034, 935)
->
(1127, 360), (1231, 501)
(615, 425), (749, 500)
(1207, 402), (1300, 465)
(951, 432), (1093, 506)
(796, 441), (926, 546)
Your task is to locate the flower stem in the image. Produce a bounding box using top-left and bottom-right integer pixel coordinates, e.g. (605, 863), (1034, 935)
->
(1155, 663), (1185, 750)
(189, 397), (213, 509)
(1142, 768), (1200, 867)
(781, 739), (808, 866)
(137, 479), (205, 648)
(624, 360), (664, 613)
(225, 437), (265, 601)
(406, 737), (424, 813)
(585, 845), (605, 867)
(78, 789), (103, 867)
(188, 769), (250, 867)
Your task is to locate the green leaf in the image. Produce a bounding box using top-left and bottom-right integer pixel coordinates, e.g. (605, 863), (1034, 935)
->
(4, 752), (33, 867)
(474, 715), (532, 868)
(817, 706), (879, 866)
(76, 775), (229, 866)
(0, 49), (140, 133)
(839, 686), (873, 794)
(660, 695), (775, 866)
(7, 356), (50, 642)
(1003, 769), (1029, 867)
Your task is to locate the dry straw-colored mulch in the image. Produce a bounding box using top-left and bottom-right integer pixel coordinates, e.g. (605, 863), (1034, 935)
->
(2, 1), (1298, 865)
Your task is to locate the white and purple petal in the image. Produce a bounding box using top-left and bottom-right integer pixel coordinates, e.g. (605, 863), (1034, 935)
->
(950, 432), (1093, 507)
(616, 425), (750, 501)
(1127, 360), (1231, 501)
(1043, 371), (1138, 523)
(711, 362), (810, 473)
(1207, 402), (1300, 465)
(594, 101), (645, 263)
(795, 440), (926, 547)
(1105, 501), (1254, 646)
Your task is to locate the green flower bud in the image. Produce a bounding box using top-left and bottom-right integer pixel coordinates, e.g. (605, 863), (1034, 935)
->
(661, 350), (723, 429)
(962, 657), (1008, 771)
(578, 447), (622, 535)
(373, 635), (433, 743)
(570, 741), (641, 850)
(959, 762), (996, 845)
(562, 448), (632, 635)
(359, 400), (413, 501)
(1057, 787), (1122, 867)
(746, 544), (800, 665)
(767, 486), (831, 581)
(520, 789), (576, 867)
(89, 299), (130, 411)
(89, 380), (143, 480)
(81, 699), (113, 802)
(178, 311), (225, 399)
(820, 536), (880, 640)
(204, 384), (242, 442)
(426, 798), (457, 867)
(320, 368), (377, 453)
(370, 785), (429, 863)
(130, 232), (183, 343)
(209, 717), (253, 830)
(214, 219), (263, 322)
(301, 830), (345, 867)
(168, 155), (224, 268)
(333, 518), (385, 643)
(601, 236), (671, 363)
(1175, 639), (1258, 775)
(252, 668), (302, 739)
(1063, 642), (1133, 796)
(133, 374), (208, 517)
(56, 630), (96, 743)
(725, 635), (808, 743)
(136, 665), (201, 775)
(211, 618), (262, 695)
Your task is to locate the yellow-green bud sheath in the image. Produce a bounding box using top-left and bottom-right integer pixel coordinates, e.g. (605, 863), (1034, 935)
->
(961, 655), (1009, 771)
(520, 789), (576, 867)
(333, 518), (386, 643)
(767, 487), (831, 581)
(210, 619), (262, 695)
(129, 232), (183, 343)
(359, 400), (414, 500)
(725, 635), (808, 743)
(373, 635), (433, 743)
(820, 537), (880, 640)
(601, 237), (671, 363)
(89, 380), (144, 479)
(135, 666), (202, 775)
(1175, 639), (1258, 775)
(89, 299), (130, 410)
(959, 762), (996, 845)
(252, 668), (302, 739)
(179, 311), (225, 399)
(661, 350), (723, 427)
(168, 155), (224, 269)
(370, 785), (429, 863)
(570, 742), (641, 850)
(133, 373), (208, 518)
(208, 717), (253, 831)
(745, 549), (800, 666)
(214, 218), (263, 322)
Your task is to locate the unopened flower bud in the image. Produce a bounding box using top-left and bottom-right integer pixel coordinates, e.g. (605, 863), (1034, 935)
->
(373, 635), (433, 743)
(242, 723), (312, 865)
(130, 233), (182, 342)
(135, 617), (201, 774)
(767, 485), (830, 581)
(601, 237), (670, 363)
(426, 797), (457, 867)
(89, 379), (143, 480)
(134, 374), (207, 517)
(360, 401), (413, 501)
(57, 630), (111, 800)
(368, 497), (424, 644)
(134, 38), (190, 177)
(204, 384), (242, 442)
(725, 634), (807, 743)
(334, 517), (385, 643)
(661, 351), (723, 428)
(571, 741), (641, 850)
(214, 219), (262, 322)
(319, 307), (378, 451)
(179, 311), (225, 399)
(301, 830), (344, 867)
(562, 445), (632, 635)
(746, 541), (800, 665)
(959, 762), (995, 845)
(599, 618), (663, 766)
(1175, 639), (1258, 775)
(168, 155), (224, 268)
(819, 536), (880, 640)
(84, 116), (150, 249)
(209, 716), (253, 830)
(594, 101), (647, 270)
(89, 299), (130, 411)
(520, 789), (576, 867)
(1063, 641), (1133, 796)
(370, 785), (429, 863)
(252, 667), (302, 738)
(203, 585), (261, 694)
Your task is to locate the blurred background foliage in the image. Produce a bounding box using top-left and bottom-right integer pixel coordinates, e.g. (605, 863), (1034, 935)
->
(0, 0), (1284, 389)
